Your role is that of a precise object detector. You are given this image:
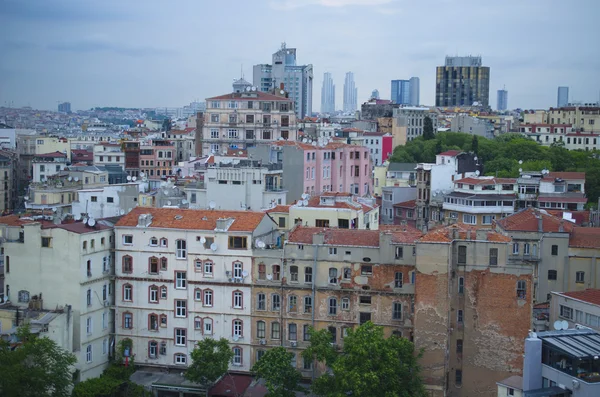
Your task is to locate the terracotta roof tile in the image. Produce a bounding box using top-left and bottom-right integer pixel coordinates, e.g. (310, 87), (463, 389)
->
(389, 229), (423, 244)
(569, 227), (600, 249)
(115, 207), (267, 232)
(438, 150), (461, 157)
(265, 205), (290, 214)
(287, 227), (380, 247)
(454, 177), (517, 186)
(418, 223), (511, 243)
(558, 289), (600, 306)
(393, 199), (416, 208)
(544, 172), (585, 180)
(496, 208), (574, 233)
(545, 210), (590, 226)
(206, 92), (292, 102)
(35, 151), (67, 158)
(0, 215), (38, 226)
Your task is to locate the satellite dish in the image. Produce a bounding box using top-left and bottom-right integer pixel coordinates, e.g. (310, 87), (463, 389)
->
(553, 320), (564, 330)
(561, 320), (569, 330)
(267, 274), (273, 280)
(83, 217), (88, 225)
(52, 207), (57, 213)
(88, 217), (96, 227)
(120, 209), (125, 215)
(280, 89), (285, 95)
(142, 177), (148, 182)
(167, 200), (172, 206)
(519, 168), (523, 172)
(132, 176), (137, 181)
(302, 138), (308, 143)
(200, 237), (206, 244)
(297, 200), (303, 207)
(140, 172), (145, 177)
(68, 176), (73, 181)
(475, 170), (480, 176)
(519, 160), (523, 165)
(256, 240), (265, 249)
(182, 199), (188, 205)
(209, 201), (216, 209)
(302, 193), (309, 200)
(302, 199), (309, 206)
(474, 156), (478, 161)
(311, 142), (317, 146)
(127, 176), (132, 181)
(74, 177), (79, 182)
(245, 86), (251, 92)
(74, 213), (82, 221)
(251, 86), (256, 91)
(210, 243), (218, 251)
(242, 270), (249, 277)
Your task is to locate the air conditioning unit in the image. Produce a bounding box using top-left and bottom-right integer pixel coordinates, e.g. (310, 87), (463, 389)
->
(259, 339), (266, 345)
(103, 301), (110, 307)
(229, 278), (235, 283)
(290, 341), (297, 348)
(225, 271), (231, 276)
(234, 278), (242, 283)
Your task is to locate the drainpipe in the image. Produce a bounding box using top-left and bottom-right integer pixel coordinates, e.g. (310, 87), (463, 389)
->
(311, 241), (319, 382)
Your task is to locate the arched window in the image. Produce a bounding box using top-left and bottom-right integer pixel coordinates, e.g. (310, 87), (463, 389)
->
(148, 341), (158, 358)
(256, 321), (266, 339)
(160, 286), (167, 300)
(122, 255), (133, 273)
(123, 284), (132, 301)
(160, 257), (168, 271)
(233, 262), (243, 279)
(159, 238), (168, 247)
(148, 257), (159, 274)
(122, 312), (133, 329)
(149, 237), (158, 246)
(328, 297), (338, 315)
(174, 353), (187, 365)
(204, 261), (213, 276)
(289, 266), (298, 282)
(328, 268), (338, 284)
(203, 317), (213, 335)
(159, 314), (167, 327)
(195, 259), (202, 272)
(176, 239), (187, 259)
(233, 319), (243, 338)
(233, 290), (243, 309)
(203, 289), (213, 307)
(149, 285), (158, 303)
(271, 322), (281, 339)
(288, 295), (297, 312)
(194, 316), (202, 330)
(86, 345), (92, 363)
(148, 313), (158, 331)
(272, 264), (281, 281)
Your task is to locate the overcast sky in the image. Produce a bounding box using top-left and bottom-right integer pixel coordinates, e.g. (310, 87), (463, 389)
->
(1, 0), (599, 112)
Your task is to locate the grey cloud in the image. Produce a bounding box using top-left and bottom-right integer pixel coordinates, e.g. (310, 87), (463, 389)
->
(47, 39), (176, 57)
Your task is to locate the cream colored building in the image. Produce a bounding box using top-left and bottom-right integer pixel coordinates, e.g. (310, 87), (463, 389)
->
(93, 143), (125, 169)
(2, 216), (116, 381)
(114, 207), (279, 372)
(548, 105), (600, 133)
(523, 110), (548, 125)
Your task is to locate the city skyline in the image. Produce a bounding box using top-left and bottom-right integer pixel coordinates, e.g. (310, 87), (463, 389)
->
(343, 71), (357, 113)
(320, 72), (335, 113)
(0, 0), (599, 111)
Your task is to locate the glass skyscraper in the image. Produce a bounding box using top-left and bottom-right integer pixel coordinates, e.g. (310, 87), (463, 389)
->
(391, 78), (419, 106)
(435, 56), (490, 108)
(497, 89), (508, 111)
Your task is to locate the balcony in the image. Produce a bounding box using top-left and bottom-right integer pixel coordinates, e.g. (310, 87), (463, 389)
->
(265, 185), (285, 192)
(519, 193), (538, 200)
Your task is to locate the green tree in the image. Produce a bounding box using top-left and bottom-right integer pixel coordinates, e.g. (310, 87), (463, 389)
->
(0, 325), (77, 397)
(471, 135), (479, 154)
(252, 347), (302, 397)
(185, 338), (233, 386)
(302, 322), (427, 397)
(422, 116), (435, 140)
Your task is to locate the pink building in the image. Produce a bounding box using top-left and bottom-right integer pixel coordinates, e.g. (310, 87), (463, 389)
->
(139, 139), (175, 180)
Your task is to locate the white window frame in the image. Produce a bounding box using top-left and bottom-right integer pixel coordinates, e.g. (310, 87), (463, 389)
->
(462, 214), (476, 225)
(233, 320), (243, 337)
(204, 318), (213, 335)
(175, 329), (186, 346)
(175, 271), (187, 289)
(233, 262), (243, 279)
(86, 345), (93, 363)
(204, 290), (213, 306)
(175, 353), (187, 365)
(175, 300), (187, 317)
(176, 240), (187, 259)
(233, 291), (243, 309)
(233, 347), (242, 366)
(204, 261), (213, 276)
(123, 235), (133, 245)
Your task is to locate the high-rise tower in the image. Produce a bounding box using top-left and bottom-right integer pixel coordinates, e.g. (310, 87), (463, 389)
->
(343, 72), (357, 113)
(320, 72), (335, 114)
(435, 56), (490, 107)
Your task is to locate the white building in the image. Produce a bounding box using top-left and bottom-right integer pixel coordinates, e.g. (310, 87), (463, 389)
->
(114, 207), (279, 372)
(2, 217), (116, 381)
(32, 151), (68, 182)
(72, 183), (140, 219)
(93, 143), (125, 169)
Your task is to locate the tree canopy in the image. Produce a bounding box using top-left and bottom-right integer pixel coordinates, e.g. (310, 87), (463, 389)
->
(0, 325), (77, 397)
(185, 338), (233, 386)
(388, 132), (600, 206)
(302, 322), (427, 397)
(422, 116), (435, 140)
(252, 347), (303, 397)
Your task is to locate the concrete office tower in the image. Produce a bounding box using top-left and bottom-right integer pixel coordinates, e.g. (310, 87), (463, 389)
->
(409, 77), (420, 106)
(343, 72), (358, 113)
(371, 89), (380, 99)
(58, 102), (71, 113)
(557, 86), (569, 107)
(435, 56), (490, 107)
(320, 72), (335, 114)
(253, 43), (313, 119)
(497, 89), (508, 111)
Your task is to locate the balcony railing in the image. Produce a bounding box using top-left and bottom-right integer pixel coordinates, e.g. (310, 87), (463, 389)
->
(265, 185), (285, 192)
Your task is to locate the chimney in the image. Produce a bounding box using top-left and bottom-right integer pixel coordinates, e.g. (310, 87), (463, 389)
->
(537, 216), (543, 232)
(522, 334), (543, 391)
(280, 82), (285, 91)
(559, 219), (564, 233)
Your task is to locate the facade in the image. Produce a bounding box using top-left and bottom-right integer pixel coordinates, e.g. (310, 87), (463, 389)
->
(392, 107), (439, 145)
(547, 105), (600, 133)
(2, 217), (116, 381)
(343, 72), (357, 113)
(72, 183), (140, 219)
(320, 72), (335, 114)
(114, 207), (279, 372)
(165, 129), (195, 162)
(557, 86), (569, 107)
(415, 224), (533, 397)
(381, 186), (417, 224)
(202, 89), (297, 157)
(451, 115), (494, 139)
(515, 171), (587, 211)
(0, 150), (18, 211)
(551, 289), (600, 333)
(392, 199), (417, 228)
(184, 160), (287, 211)
(140, 139), (176, 180)
(362, 132), (390, 166)
(435, 56), (490, 108)
(497, 89), (508, 111)
(58, 102), (71, 113)
(371, 89), (379, 100)
(123, 141), (141, 178)
(253, 44), (313, 119)
(93, 143), (125, 170)
(391, 77), (419, 106)
(32, 151), (68, 182)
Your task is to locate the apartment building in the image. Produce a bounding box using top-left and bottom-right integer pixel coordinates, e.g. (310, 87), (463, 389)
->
(391, 107), (439, 146)
(202, 88), (298, 156)
(251, 226), (423, 376)
(32, 151), (68, 182)
(547, 105), (600, 133)
(140, 139), (176, 180)
(72, 183), (140, 219)
(517, 171), (586, 211)
(0, 150), (18, 211)
(114, 207), (279, 372)
(122, 141), (141, 178)
(2, 216), (116, 381)
(164, 129), (196, 162)
(551, 289), (600, 333)
(93, 143), (125, 169)
(414, 223), (533, 397)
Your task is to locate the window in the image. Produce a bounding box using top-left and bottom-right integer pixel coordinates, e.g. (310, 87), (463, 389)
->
(458, 277), (464, 294)
(123, 312), (133, 329)
(462, 214), (476, 225)
(149, 257), (159, 274)
(410, 271), (416, 284)
(328, 268), (338, 284)
(305, 267), (313, 283)
(148, 341), (158, 359)
(512, 243), (519, 255)
(160, 257), (167, 271)
(86, 345), (93, 363)
(175, 300), (187, 317)
(41, 237), (52, 247)
(204, 290), (213, 306)
(122, 255), (133, 273)
(233, 347), (242, 366)
(160, 314), (167, 327)
(257, 293), (266, 310)
(394, 272), (403, 288)
(328, 247), (337, 255)
(86, 317), (92, 334)
(149, 314), (158, 331)
(257, 263), (266, 280)
(149, 286), (158, 303)
(548, 270), (557, 280)
(303, 324), (311, 341)
(123, 235), (133, 245)
(175, 271), (186, 289)
(395, 246), (403, 259)
(576, 271), (585, 284)
(328, 297), (338, 315)
(175, 354), (187, 365)
(289, 295), (297, 312)
(289, 323), (297, 340)
(489, 248), (498, 266)
(204, 261), (213, 276)
(482, 215), (495, 225)
(272, 265), (281, 281)
(194, 288), (202, 301)
(204, 318), (213, 335)
(361, 265), (372, 275)
(560, 305), (573, 320)
(457, 309), (463, 324)
(257, 321), (266, 339)
(233, 291), (243, 308)
(455, 369), (462, 386)
(271, 322), (281, 339)
(551, 245), (558, 256)
(86, 288), (92, 306)
(392, 302), (402, 320)
(160, 238), (167, 247)
(233, 319), (243, 337)
(272, 294), (281, 311)
(304, 296), (313, 313)
(517, 280), (526, 299)
(457, 245), (467, 264)
(290, 265), (298, 282)
(278, 217), (286, 228)
(328, 327), (337, 343)
(176, 240), (187, 259)
(150, 237), (158, 246)
(123, 284), (132, 301)
(175, 329), (186, 346)
(83, 241), (88, 250)
(160, 286), (167, 299)
(228, 236), (247, 249)
(456, 339), (463, 354)
(343, 267), (351, 279)
(524, 243), (530, 255)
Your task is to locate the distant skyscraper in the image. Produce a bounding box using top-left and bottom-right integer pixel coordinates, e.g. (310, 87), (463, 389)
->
(253, 43), (313, 119)
(557, 86), (569, 107)
(320, 72), (335, 113)
(343, 72), (357, 113)
(435, 56), (490, 107)
(391, 80), (413, 105)
(497, 89), (508, 111)
(58, 102), (71, 113)
(371, 89), (380, 99)
(409, 77), (420, 106)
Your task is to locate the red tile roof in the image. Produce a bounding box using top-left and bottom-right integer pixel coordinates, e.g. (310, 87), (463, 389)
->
(538, 196), (587, 203)
(438, 150), (461, 157)
(545, 210), (589, 226)
(35, 151), (67, 158)
(43, 221), (113, 234)
(558, 289), (600, 306)
(0, 215), (38, 226)
(208, 374), (253, 397)
(569, 227), (600, 249)
(225, 148), (248, 157)
(388, 229), (423, 244)
(454, 177), (516, 186)
(544, 172), (585, 180)
(206, 92), (292, 102)
(496, 208), (574, 233)
(115, 207), (268, 232)
(287, 227), (380, 247)
(265, 205), (290, 214)
(393, 199), (416, 208)
(419, 223), (511, 243)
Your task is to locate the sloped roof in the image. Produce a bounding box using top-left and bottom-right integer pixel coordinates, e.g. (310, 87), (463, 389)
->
(569, 227), (600, 249)
(265, 205), (290, 214)
(454, 177), (516, 186)
(287, 227), (380, 247)
(115, 207), (267, 232)
(438, 150), (461, 157)
(419, 223), (511, 243)
(496, 208), (574, 233)
(544, 172), (585, 180)
(393, 199), (417, 208)
(557, 289), (600, 307)
(206, 92), (292, 102)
